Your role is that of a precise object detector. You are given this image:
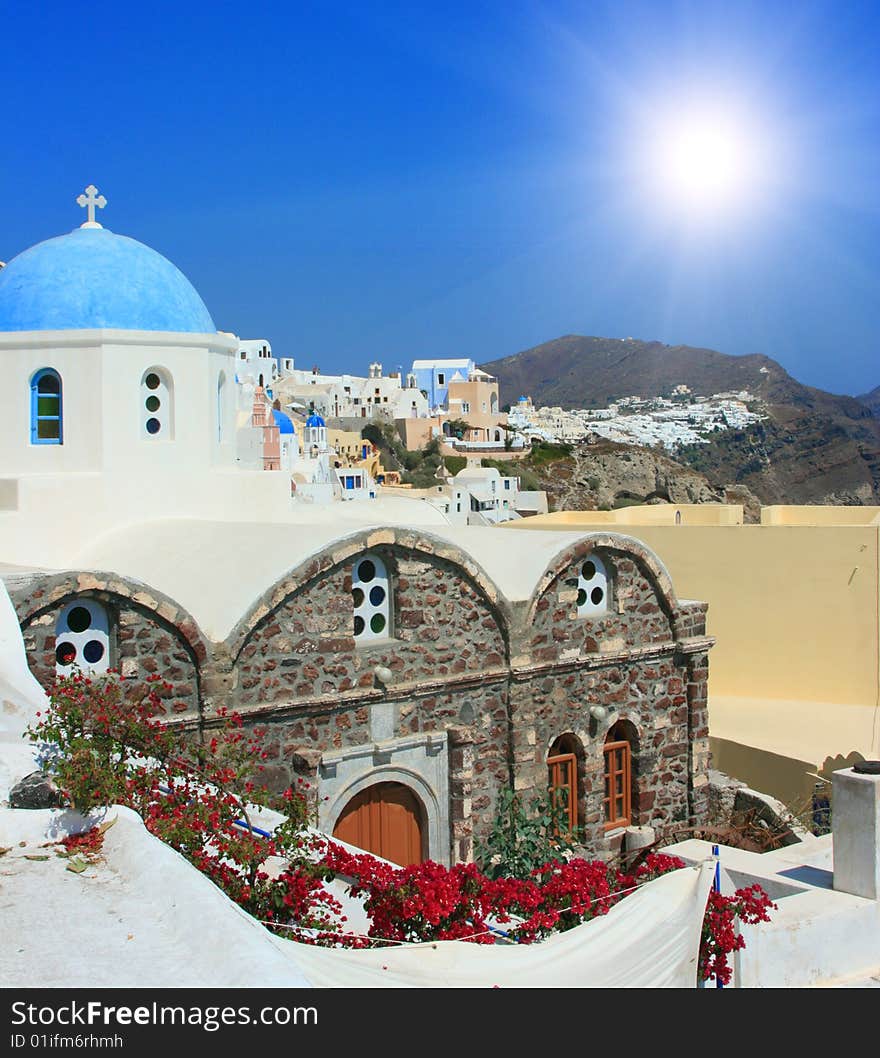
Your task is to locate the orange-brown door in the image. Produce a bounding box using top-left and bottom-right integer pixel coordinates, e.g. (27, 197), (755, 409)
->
(332, 782), (425, 866)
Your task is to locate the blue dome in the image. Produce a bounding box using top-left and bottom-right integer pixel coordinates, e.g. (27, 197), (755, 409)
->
(0, 227), (215, 333)
(306, 413), (325, 428)
(272, 409), (295, 434)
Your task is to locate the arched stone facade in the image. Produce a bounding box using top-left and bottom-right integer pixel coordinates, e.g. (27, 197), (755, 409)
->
(5, 527), (711, 865)
(10, 571), (206, 718)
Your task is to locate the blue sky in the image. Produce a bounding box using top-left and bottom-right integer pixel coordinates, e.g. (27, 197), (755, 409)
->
(2, 1), (879, 395)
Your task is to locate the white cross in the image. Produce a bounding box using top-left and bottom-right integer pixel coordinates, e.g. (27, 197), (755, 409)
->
(76, 185), (107, 228)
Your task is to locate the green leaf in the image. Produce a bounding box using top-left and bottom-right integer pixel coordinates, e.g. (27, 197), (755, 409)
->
(66, 857), (89, 874)
(24, 854), (50, 861)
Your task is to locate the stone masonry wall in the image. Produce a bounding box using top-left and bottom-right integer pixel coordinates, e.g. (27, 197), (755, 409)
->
(514, 656), (698, 852)
(233, 547), (508, 708)
(527, 546), (675, 663)
(9, 575), (203, 720)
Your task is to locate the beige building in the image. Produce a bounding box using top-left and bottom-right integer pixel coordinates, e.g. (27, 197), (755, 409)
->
(506, 503), (880, 806)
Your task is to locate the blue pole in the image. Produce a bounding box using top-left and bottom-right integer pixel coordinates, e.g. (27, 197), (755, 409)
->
(712, 843), (723, 989)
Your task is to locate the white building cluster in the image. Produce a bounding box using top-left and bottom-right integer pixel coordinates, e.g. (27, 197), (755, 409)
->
(509, 392), (766, 450)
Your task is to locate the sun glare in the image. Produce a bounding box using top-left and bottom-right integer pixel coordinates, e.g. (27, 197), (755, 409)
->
(647, 106), (765, 216)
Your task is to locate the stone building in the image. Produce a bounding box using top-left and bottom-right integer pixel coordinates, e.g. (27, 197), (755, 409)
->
(6, 524), (711, 866)
(0, 190), (712, 867)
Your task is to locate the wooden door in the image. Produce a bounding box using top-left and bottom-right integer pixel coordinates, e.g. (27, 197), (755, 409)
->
(333, 782), (425, 866)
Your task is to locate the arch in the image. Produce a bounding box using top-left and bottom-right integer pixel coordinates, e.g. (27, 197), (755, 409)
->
(526, 533), (678, 629)
(30, 368), (63, 445)
(140, 366), (174, 440)
(12, 571), (210, 666)
(332, 781), (426, 866)
(55, 598), (110, 675)
(323, 765), (444, 863)
(228, 527), (510, 661)
(490, 393), (499, 414)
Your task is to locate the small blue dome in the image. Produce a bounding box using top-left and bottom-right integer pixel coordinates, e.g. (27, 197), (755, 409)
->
(306, 413), (326, 428)
(0, 227), (215, 333)
(272, 409), (295, 434)
(518, 395), (528, 403)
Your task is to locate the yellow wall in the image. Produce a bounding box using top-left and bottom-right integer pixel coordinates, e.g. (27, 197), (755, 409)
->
(530, 505), (744, 526)
(761, 505), (880, 526)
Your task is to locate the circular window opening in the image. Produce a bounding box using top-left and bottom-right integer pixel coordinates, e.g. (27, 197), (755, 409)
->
(83, 640), (105, 664)
(67, 606), (91, 633)
(145, 373), (161, 390)
(354, 616), (365, 636)
(145, 395), (161, 412)
(56, 643), (76, 666)
(591, 586), (604, 605)
(370, 613), (386, 634)
(146, 418), (161, 435)
(369, 585), (386, 606)
(582, 560), (596, 580)
(352, 587), (365, 607)
(358, 559), (376, 583)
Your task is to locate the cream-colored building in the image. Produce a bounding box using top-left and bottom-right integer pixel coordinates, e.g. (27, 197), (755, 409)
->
(506, 503), (880, 806)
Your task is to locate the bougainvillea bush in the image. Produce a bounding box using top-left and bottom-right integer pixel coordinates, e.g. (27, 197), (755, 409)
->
(28, 673), (774, 981)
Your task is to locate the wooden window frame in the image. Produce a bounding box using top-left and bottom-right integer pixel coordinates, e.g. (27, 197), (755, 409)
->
(547, 751), (578, 836)
(603, 739), (631, 831)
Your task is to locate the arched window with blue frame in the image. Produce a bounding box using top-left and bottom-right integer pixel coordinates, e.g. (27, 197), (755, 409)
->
(30, 369), (63, 445)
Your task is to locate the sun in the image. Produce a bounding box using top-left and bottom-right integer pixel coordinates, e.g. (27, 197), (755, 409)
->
(648, 107), (764, 215)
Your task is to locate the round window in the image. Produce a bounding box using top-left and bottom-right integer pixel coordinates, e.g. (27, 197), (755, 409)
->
(55, 643), (76, 666)
(353, 615), (365, 636)
(369, 585), (386, 606)
(352, 587), (365, 607)
(145, 373), (161, 390)
(67, 606), (91, 633)
(83, 640), (105, 664)
(370, 613), (386, 634)
(146, 418), (161, 435)
(582, 560), (596, 580)
(357, 559), (376, 583)
(145, 395), (161, 412)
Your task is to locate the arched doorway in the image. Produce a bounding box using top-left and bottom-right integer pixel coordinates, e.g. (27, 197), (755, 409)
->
(332, 782), (426, 866)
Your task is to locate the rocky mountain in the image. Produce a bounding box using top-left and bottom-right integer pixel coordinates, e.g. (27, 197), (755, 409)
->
(480, 336), (880, 506)
(523, 439), (764, 521)
(857, 385), (880, 418)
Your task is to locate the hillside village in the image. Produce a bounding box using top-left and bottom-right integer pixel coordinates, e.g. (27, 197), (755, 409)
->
(0, 192), (879, 993)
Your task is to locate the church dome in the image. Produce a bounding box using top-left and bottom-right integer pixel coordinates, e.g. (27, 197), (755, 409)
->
(306, 413), (326, 428)
(0, 227), (215, 333)
(272, 410), (295, 434)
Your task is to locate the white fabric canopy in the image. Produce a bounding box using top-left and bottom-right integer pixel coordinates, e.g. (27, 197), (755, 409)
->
(284, 860), (716, 988)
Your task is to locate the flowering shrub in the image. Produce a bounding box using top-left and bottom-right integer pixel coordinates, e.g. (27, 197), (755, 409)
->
(700, 884), (775, 984)
(28, 672), (337, 939)
(320, 838), (774, 978)
(28, 673), (775, 979)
